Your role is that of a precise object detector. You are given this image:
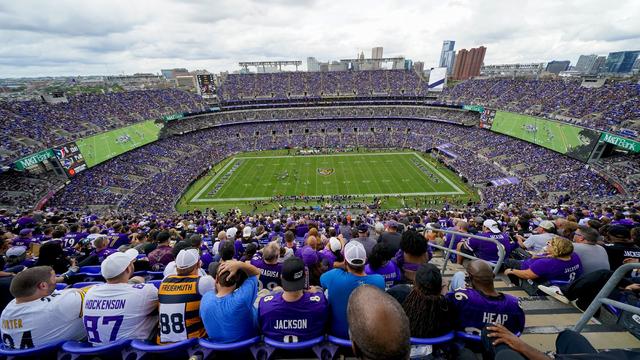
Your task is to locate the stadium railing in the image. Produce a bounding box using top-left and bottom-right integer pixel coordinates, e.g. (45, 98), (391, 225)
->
(423, 227), (506, 275)
(574, 263), (640, 332)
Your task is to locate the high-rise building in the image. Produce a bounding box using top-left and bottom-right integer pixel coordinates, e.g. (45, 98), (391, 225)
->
(371, 47), (383, 59)
(451, 46), (486, 80)
(545, 60), (571, 74)
(591, 56), (607, 74)
(575, 55), (598, 73)
(439, 40), (456, 75)
(605, 51), (640, 73)
(307, 57), (321, 72)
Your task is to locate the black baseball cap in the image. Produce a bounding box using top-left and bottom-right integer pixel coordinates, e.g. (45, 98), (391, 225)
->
(357, 224), (369, 233)
(281, 256), (305, 291)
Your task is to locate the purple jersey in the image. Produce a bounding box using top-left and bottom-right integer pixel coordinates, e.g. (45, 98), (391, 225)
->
(62, 232), (87, 248)
(365, 261), (401, 288)
(446, 288), (525, 335)
(522, 253), (583, 282)
(107, 231), (129, 249)
(250, 258), (283, 291)
(318, 249), (337, 269)
(12, 237), (35, 248)
(466, 232), (511, 262)
(259, 291), (328, 342)
(92, 248), (116, 263)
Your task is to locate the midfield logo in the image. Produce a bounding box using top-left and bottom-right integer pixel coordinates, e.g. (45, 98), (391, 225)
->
(317, 168), (335, 176)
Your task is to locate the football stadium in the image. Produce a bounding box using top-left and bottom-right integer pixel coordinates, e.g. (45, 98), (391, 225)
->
(1, 1), (640, 359)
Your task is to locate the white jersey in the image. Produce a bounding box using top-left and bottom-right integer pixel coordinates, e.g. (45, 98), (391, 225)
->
(83, 283), (158, 345)
(1, 290), (85, 349)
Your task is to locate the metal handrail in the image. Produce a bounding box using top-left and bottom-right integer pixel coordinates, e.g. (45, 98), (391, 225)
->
(423, 226), (506, 275)
(574, 263), (640, 332)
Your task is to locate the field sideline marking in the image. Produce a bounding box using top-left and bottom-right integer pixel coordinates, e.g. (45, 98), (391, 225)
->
(191, 152), (466, 202)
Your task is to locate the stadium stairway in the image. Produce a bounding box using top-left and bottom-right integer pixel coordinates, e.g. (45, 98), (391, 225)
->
(430, 255), (640, 353)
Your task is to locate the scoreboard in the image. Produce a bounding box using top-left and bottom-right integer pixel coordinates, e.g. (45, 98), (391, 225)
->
(53, 142), (87, 177)
(196, 74), (216, 99)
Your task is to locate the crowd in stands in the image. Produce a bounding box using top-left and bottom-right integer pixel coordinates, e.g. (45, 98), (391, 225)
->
(0, 200), (638, 358)
(0, 89), (205, 166)
(439, 78), (640, 134)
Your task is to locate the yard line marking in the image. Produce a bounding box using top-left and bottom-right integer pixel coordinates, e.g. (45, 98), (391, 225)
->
(191, 191), (464, 203)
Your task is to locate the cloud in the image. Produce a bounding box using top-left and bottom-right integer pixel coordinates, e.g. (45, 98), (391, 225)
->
(0, 0), (638, 77)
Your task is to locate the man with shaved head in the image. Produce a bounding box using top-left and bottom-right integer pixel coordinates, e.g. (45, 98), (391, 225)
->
(446, 260), (525, 336)
(347, 285), (410, 360)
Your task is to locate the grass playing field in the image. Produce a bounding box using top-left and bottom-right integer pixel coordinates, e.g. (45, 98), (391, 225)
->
(76, 120), (163, 167)
(176, 150), (477, 212)
(490, 111), (599, 161)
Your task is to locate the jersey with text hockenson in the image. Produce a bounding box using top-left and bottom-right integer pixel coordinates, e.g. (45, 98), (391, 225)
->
(446, 288), (525, 335)
(157, 275), (207, 343)
(258, 291), (328, 342)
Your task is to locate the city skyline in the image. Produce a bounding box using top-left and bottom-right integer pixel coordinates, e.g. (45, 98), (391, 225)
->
(0, 0), (639, 77)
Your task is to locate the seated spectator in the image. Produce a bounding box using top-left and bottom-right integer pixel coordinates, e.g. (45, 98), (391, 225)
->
(148, 232), (174, 271)
(0, 266), (85, 349)
(365, 243), (400, 289)
(200, 259), (260, 343)
(77, 234), (116, 267)
(250, 241), (282, 291)
(320, 241), (385, 339)
(163, 241), (207, 277)
(602, 225), (640, 270)
(505, 237), (582, 287)
(394, 229), (430, 284)
(318, 236), (344, 270)
(157, 249), (215, 344)
(283, 230), (298, 252)
(458, 219), (511, 264)
(235, 226), (258, 260)
(83, 249), (158, 345)
(400, 264), (453, 338)
(34, 241), (71, 274)
(515, 220), (555, 253)
(12, 229), (35, 248)
(443, 221), (470, 262)
(258, 257), (328, 342)
(572, 225), (610, 274)
(347, 285), (411, 360)
(4, 247), (31, 273)
(447, 260), (525, 336)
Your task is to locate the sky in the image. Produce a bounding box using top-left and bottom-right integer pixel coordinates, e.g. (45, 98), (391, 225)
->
(0, 0), (639, 77)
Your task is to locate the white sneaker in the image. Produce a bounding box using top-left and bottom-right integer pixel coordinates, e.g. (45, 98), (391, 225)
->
(538, 285), (570, 304)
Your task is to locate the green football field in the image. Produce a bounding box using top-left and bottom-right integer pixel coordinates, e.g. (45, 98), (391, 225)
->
(490, 111), (588, 154)
(76, 120), (163, 167)
(176, 150), (477, 212)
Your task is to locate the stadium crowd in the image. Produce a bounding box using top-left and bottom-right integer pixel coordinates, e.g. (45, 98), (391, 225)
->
(0, 200), (639, 358)
(0, 89), (205, 166)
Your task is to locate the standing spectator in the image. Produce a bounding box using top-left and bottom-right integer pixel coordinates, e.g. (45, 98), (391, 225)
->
(83, 249), (158, 345)
(258, 257), (328, 342)
(378, 221), (402, 254)
(148, 232), (174, 271)
(458, 219), (511, 264)
(319, 237), (344, 270)
(320, 241), (385, 339)
(200, 260), (260, 343)
(0, 266), (86, 349)
(602, 225), (640, 270)
(347, 285), (411, 360)
(395, 230), (431, 284)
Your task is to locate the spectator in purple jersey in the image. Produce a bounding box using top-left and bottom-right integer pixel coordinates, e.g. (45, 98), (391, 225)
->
(505, 237), (583, 286)
(394, 230), (430, 284)
(443, 221), (470, 263)
(365, 243), (400, 289)
(347, 285), (411, 360)
(258, 256), (328, 342)
(254, 225), (269, 247)
(62, 224), (87, 249)
(148, 232), (174, 271)
(12, 228), (35, 248)
(283, 230), (298, 253)
(77, 235), (116, 266)
(251, 242), (282, 291)
(447, 260), (525, 336)
(458, 219), (511, 264)
(400, 264), (453, 339)
(319, 237), (344, 270)
(267, 223), (283, 243)
(107, 223), (130, 249)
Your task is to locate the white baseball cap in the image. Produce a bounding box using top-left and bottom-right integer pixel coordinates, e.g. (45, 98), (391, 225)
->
(176, 248), (200, 269)
(344, 241), (366, 266)
(329, 237), (342, 252)
(6, 246), (26, 257)
(226, 227), (238, 239)
(483, 219), (501, 234)
(243, 226), (252, 238)
(101, 249), (138, 279)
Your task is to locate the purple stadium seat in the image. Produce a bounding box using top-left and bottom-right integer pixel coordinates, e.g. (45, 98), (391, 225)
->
(148, 280), (162, 289)
(327, 335), (352, 347)
(0, 341), (64, 360)
(410, 331), (455, 345)
(194, 336), (260, 360)
(71, 281), (103, 289)
(145, 271), (164, 280)
(56, 283), (68, 290)
(257, 336), (336, 360)
(60, 339), (132, 360)
(129, 338), (198, 360)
